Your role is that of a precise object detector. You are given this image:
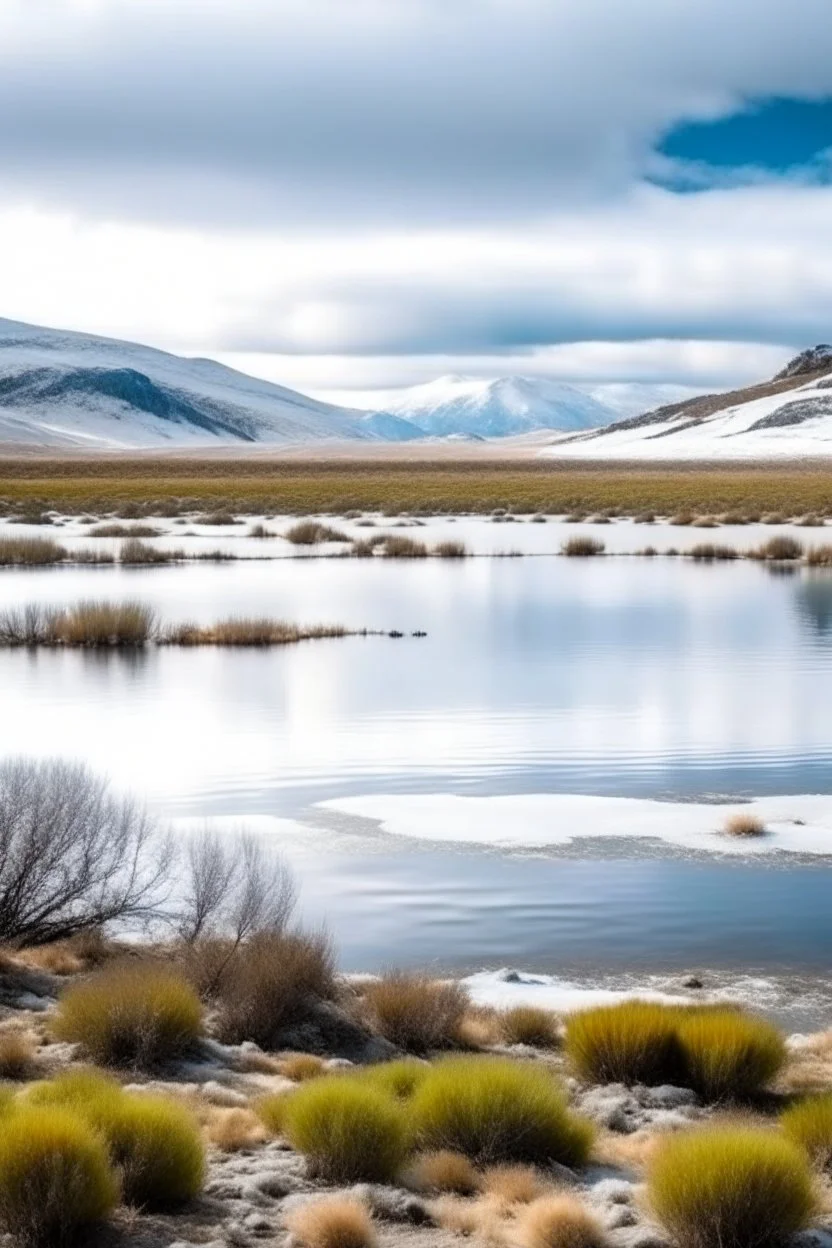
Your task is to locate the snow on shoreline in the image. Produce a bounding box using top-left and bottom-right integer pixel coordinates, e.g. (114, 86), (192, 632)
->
(318, 792), (832, 856)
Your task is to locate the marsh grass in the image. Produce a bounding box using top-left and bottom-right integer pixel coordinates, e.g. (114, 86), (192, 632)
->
(561, 537), (605, 556)
(753, 536), (804, 561)
(0, 600), (157, 646)
(434, 540), (468, 558)
(805, 545), (832, 566)
(689, 544), (739, 561)
(362, 972), (469, 1053)
(248, 523), (276, 538)
(90, 524), (162, 538)
(196, 511), (240, 526)
(647, 1127), (815, 1248)
(285, 521), (350, 545)
(0, 536), (67, 565)
(383, 535), (429, 558)
(163, 618), (352, 646)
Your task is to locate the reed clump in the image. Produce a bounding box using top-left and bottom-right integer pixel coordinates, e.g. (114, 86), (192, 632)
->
(285, 521), (350, 545)
(383, 535), (429, 558)
(162, 618), (351, 647)
(753, 536), (804, 561)
(0, 536), (67, 566)
(689, 544), (739, 561)
(90, 524), (162, 538)
(0, 600), (157, 647)
(561, 537), (605, 557)
(433, 541), (468, 558)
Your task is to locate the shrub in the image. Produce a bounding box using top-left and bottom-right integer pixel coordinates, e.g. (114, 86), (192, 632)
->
(281, 1054), (326, 1082)
(411, 1057), (593, 1166)
(212, 929), (336, 1047)
(358, 1059), (431, 1100)
(782, 1094), (832, 1169)
(500, 1006), (560, 1049)
(286, 1197), (377, 1248)
(678, 1012), (786, 1101)
(754, 536), (804, 561)
(514, 1195), (608, 1248)
(363, 973), (469, 1053)
(561, 537), (605, 557)
(285, 521), (349, 545)
(53, 963), (202, 1068)
(647, 1128), (815, 1248)
(28, 1072), (205, 1206)
(0, 1107), (118, 1247)
(565, 1002), (684, 1086)
(283, 1077), (410, 1182)
(723, 812), (766, 837)
(405, 1150), (480, 1195)
(0, 758), (168, 947)
(0, 1030), (36, 1080)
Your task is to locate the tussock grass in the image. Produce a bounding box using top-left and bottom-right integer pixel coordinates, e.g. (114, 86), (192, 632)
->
(196, 511), (239, 526)
(481, 1163), (547, 1206)
(357, 1059), (432, 1100)
(285, 521), (350, 545)
(0, 1107), (118, 1247)
(53, 963), (202, 1068)
(805, 545), (832, 566)
(281, 1054), (327, 1082)
(90, 524), (162, 538)
(689, 543), (739, 561)
(119, 537), (185, 564)
(363, 972), (469, 1053)
(692, 515), (719, 528)
(565, 1002), (786, 1098)
(0, 1030), (36, 1080)
(561, 537), (605, 557)
(0, 600), (157, 646)
(257, 1091), (295, 1137)
(411, 1057), (593, 1167)
(284, 1077), (410, 1183)
(404, 1150), (480, 1195)
(286, 1196), (377, 1248)
(723, 812), (766, 837)
(203, 1106), (267, 1152)
(753, 536), (804, 561)
(28, 1071), (205, 1207)
(565, 1002), (684, 1087)
(514, 1195), (608, 1248)
(781, 1094), (832, 1170)
(0, 536), (67, 565)
(383, 535), (429, 558)
(248, 523), (276, 538)
(434, 540), (468, 558)
(647, 1127), (815, 1248)
(210, 930), (337, 1048)
(499, 1006), (561, 1049)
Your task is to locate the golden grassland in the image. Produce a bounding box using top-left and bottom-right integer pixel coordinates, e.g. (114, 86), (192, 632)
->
(2, 456), (832, 516)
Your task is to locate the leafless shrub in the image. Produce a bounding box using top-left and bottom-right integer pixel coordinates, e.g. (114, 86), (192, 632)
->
(363, 972), (469, 1053)
(0, 758), (172, 947)
(177, 829), (297, 948)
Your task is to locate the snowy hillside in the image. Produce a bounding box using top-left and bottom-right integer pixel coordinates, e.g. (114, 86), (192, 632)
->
(0, 318), (422, 448)
(548, 346), (832, 459)
(385, 375), (616, 438)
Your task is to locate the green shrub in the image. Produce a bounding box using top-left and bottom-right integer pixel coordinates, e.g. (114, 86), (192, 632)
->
(678, 1012), (785, 1101)
(28, 1071), (204, 1207)
(53, 963), (202, 1068)
(411, 1057), (592, 1166)
(565, 1002), (684, 1086)
(358, 1059), (431, 1100)
(284, 1077), (410, 1182)
(0, 1107), (118, 1247)
(648, 1128), (815, 1248)
(782, 1094), (832, 1170)
(363, 972), (468, 1053)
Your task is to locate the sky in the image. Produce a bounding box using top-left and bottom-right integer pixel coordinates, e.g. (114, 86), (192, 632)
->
(1, 0), (831, 412)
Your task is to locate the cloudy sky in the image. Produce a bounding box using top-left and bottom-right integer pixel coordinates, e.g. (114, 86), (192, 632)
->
(1, 0), (831, 410)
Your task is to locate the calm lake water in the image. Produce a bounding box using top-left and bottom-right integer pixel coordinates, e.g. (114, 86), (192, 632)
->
(2, 551), (832, 1004)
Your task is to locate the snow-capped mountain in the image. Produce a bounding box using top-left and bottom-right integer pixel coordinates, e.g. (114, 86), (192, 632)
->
(0, 318), (422, 448)
(548, 347), (832, 459)
(385, 375), (616, 438)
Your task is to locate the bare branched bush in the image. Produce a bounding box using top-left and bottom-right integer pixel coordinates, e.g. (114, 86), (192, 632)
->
(177, 829), (296, 948)
(0, 758), (171, 947)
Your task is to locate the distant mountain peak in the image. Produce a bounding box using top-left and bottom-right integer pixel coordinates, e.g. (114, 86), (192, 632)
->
(775, 344), (832, 381)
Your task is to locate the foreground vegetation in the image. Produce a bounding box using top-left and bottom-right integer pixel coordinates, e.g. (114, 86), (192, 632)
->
(3, 457), (832, 517)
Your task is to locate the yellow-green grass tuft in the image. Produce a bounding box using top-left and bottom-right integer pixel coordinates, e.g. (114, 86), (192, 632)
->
(53, 963), (202, 1068)
(565, 1002), (685, 1087)
(500, 1005), (561, 1049)
(363, 972), (469, 1054)
(283, 1077), (410, 1183)
(0, 1107), (118, 1247)
(411, 1057), (593, 1167)
(257, 1091), (296, 1137)
(677, 1012), (786, 1102)
(781, 1094), (832, 1170)
(647, 1127), (816, 1248)
(281, 1053), (327, 1082)
(357, 1059), (431, 1100)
